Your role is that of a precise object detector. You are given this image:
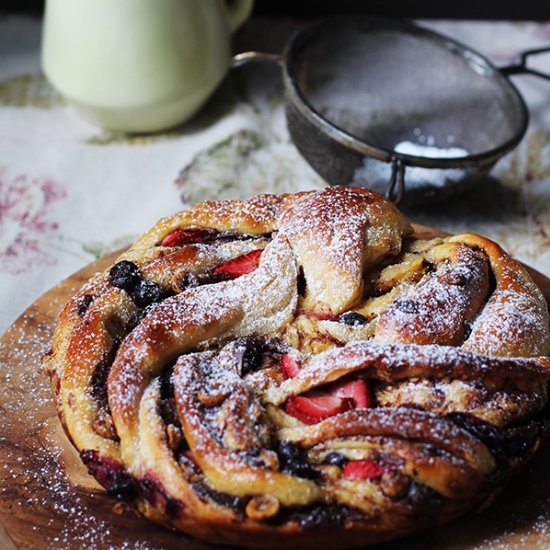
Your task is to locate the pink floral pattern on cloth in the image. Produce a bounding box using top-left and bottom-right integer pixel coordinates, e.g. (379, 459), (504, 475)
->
(0, 167), (66, 275)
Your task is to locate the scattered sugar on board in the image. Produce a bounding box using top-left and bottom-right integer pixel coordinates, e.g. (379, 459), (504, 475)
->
(472, 489), (550, 549)
(0, 318), (53, 419)
(0, 314), (168, 548)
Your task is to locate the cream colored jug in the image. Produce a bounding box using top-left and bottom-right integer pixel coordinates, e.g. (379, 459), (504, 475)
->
(42, 0), (253, 132)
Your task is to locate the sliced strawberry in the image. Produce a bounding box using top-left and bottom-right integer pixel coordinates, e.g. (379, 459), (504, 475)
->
(294, 393), (353, 417)
(160, 227), (215, 247)
(285, 393), (354, 424)
(284, 377), (371, 424)
(212, 249), (263, 278)
(281, 355), (301, 379)
(284, 398), (318, 425)
(343, 459), (385, 480)
(332, 379), (371, 408)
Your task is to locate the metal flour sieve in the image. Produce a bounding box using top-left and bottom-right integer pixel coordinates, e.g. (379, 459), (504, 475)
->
(233, 16), (550, 205)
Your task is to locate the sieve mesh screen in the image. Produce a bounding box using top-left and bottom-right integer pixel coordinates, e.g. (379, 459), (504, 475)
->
(291, 19), (525, 158)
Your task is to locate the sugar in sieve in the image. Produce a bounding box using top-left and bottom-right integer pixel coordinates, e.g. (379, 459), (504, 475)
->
(233, 16), (550, 204)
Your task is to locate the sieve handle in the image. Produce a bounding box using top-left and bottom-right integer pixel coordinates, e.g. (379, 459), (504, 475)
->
(231, 51), (282, 68)
(500, 47), (550, 81)
(385, 158), (405, 205)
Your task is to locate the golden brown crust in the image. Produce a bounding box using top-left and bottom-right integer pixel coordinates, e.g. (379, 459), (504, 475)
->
(453, 233), (550, 357)
(374, 242), (490, 346)
(279, 187), (411, 314)
(43, 186), (550, 549)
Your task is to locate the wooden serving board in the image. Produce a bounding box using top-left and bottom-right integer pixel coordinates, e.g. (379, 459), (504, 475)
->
(1, 226), (550, 549)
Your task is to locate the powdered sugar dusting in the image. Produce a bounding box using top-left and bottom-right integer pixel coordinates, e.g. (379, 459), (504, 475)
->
(279, 187), (409, 312)
(375, 243), (489, 345)
(466, 288), (550, 357)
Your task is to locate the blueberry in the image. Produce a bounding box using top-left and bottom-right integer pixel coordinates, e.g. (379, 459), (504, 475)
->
(324, 452), (347, 467)
(77, 294), (94, 316)
(338, 311), (368, 326)
(289, 461), (317, 479)
(131, 279), (162, 308)
(109, 261), (140, 291)
(277, 441), (301, 463)
(277, 441), (318, 480)
(239, 338), (263, 376)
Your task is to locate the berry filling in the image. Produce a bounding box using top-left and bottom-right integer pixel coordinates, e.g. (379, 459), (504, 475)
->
(285, 377), (371, 424)
(109, 260), (141, 291)
(324, 452), (347, 467)
(276, 441), (318, 479)
(212, 249), (263, 279)
(236, 337), (265, 376)
(281, 355), (301, 378)
(109, 261), (163, 308)
(140, 474), (183, 517)
(160, 228), (217, 247)
(286, 394), (354, 424)
(342, 459), (385, 480)
(81, 450), (139, 500)
(77, 294), (94, 316)
(132, 278), (163, 308)
(338, 311), (369, 326)
(332, 378), (371, 408)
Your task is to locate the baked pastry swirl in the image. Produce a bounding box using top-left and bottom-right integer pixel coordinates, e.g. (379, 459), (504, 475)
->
(44, 187), (550, 548)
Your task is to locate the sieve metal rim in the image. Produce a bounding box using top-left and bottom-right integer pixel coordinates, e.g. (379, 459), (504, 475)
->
(281, 15), (530, 170)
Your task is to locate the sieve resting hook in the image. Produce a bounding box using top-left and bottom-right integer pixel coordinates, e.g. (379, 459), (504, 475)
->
(500, 46), (550, 81)
(386, 158), (405, 205)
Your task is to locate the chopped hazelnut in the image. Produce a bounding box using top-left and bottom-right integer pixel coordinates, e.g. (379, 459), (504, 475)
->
(381, 470), (410, 500)
(245, 495), (280, 521)
(92, 411), (118, 441)
(166, 423), (182, 451)
(258, 449), (280, 470)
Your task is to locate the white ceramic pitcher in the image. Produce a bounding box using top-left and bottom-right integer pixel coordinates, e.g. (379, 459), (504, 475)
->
(42, 0), (254, 132)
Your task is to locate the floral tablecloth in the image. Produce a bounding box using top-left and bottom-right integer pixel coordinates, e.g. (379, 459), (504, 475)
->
(1, 14), (550, 335)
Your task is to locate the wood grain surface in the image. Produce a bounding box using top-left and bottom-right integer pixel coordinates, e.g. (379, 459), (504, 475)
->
(1, 226), (550, 549)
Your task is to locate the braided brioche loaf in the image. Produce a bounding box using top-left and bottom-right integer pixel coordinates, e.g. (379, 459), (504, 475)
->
(44, 187), (550, 548)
